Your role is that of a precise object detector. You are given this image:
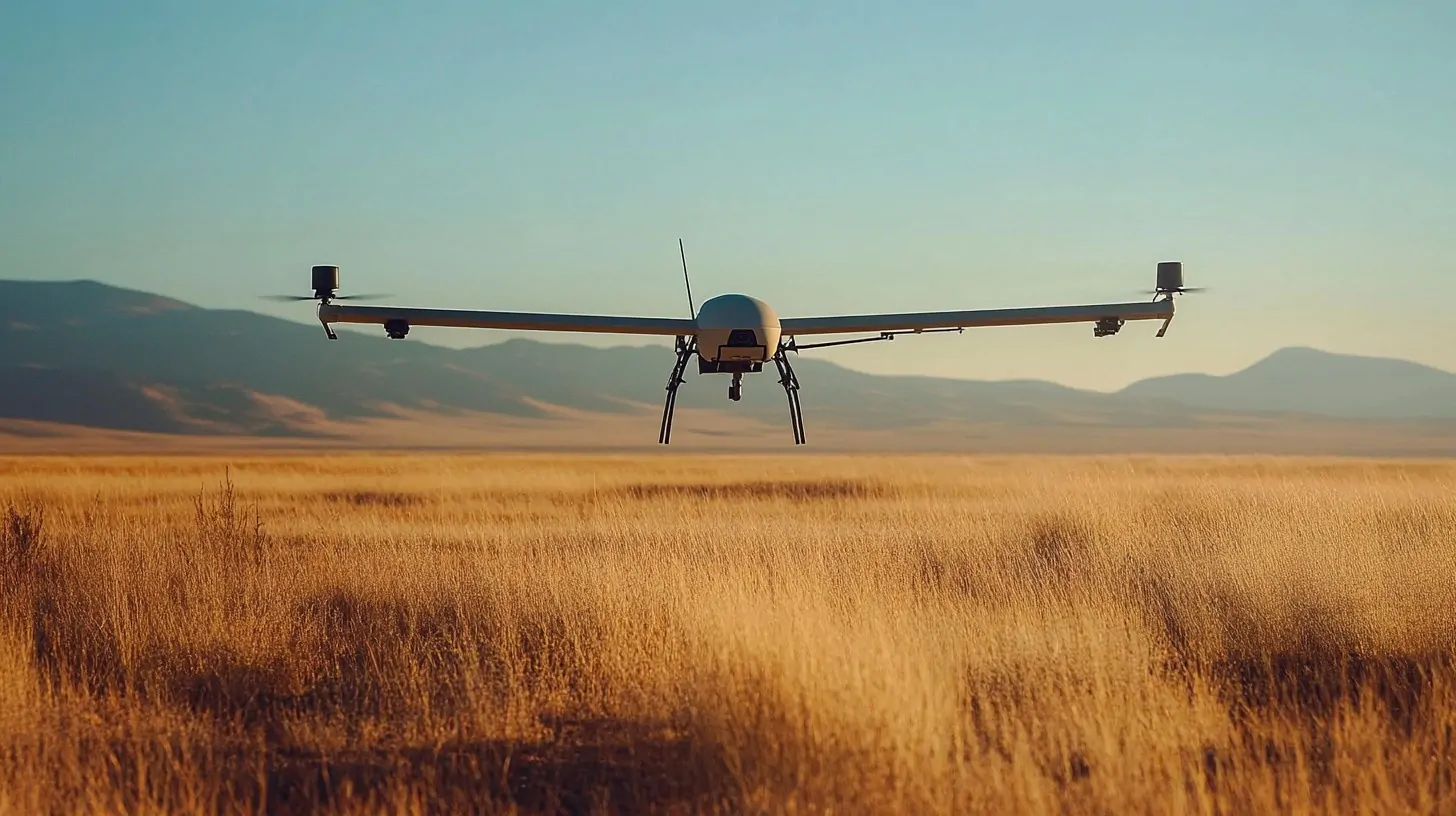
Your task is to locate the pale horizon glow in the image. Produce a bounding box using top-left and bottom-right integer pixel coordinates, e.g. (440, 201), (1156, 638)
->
(2, 2), (1452, 390)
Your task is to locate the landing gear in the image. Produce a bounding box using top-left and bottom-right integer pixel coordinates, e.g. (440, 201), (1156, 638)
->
(773, 348), (806, 446)
(658, 338), (805, 446)
(658, 335), (696, 445)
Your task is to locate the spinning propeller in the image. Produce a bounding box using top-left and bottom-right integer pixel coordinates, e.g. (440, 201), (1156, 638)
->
(260, 292), (391, 302)
(1141, 261), (1208, 296)
(1139, 285), (1209, 295)
(260, 265), (390, 303)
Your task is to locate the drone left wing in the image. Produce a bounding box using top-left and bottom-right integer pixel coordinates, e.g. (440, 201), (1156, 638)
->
(780, 299), (1173, 336)
(319, 303), (696, 336)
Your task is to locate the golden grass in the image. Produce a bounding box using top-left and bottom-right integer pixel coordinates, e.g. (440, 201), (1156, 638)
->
(1, 453), (1454, 814)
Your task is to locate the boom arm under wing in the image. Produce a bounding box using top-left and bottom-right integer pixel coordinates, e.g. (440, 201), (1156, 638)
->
(779, 299), (1173, 336)
(319, 303), (696, 336)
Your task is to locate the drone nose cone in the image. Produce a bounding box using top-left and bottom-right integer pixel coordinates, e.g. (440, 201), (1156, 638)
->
(695, 294), (782, 365)
(696, 294), (780, 329)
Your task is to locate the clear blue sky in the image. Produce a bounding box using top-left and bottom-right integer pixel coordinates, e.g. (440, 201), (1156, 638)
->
(3, 1), (1453, 389)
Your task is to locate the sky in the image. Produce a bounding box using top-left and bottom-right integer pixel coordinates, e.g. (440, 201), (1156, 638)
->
(2, 1), (1453, 390)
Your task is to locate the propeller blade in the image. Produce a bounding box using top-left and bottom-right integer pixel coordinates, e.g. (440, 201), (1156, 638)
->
(259, 292), (393, 302)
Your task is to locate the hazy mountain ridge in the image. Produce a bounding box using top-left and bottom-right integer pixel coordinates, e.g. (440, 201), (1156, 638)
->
(2, 279), (1453, 440)
(1, 279), (193, 328)
(1120, 346), (1456, 420)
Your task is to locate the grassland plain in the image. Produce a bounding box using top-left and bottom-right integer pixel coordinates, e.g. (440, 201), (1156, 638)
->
(0, 453), (1454, 814)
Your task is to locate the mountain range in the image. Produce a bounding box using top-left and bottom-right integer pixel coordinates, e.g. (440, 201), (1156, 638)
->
(3, 279), (1454, 453)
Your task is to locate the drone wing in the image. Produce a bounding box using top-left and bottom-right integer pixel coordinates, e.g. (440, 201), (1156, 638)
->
(780, 299), (1173, 336)
(319, 303), (695, 336)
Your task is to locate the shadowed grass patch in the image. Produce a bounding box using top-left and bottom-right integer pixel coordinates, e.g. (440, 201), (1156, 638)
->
(321, 490), (426, 508)
(617, 479), (894, 502)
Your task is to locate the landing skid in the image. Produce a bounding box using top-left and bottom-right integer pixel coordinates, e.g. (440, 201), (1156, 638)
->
(773, 348), (806, 446)
(658, 336), (696, 444)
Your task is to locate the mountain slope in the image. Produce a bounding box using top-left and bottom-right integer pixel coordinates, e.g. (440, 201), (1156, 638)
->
(1120, 347), (1456, 420)
(0, 279), (193, 328)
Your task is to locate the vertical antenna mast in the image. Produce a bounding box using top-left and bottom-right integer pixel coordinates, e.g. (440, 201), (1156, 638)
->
(679, 238), (696, 317)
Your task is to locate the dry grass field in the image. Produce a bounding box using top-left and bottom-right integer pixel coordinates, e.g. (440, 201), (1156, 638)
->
(1, 453), (1454, 814)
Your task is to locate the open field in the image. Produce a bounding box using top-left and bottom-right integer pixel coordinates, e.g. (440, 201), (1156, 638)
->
(1, 453), (1454, 813)
(12, 413), (1456, 458)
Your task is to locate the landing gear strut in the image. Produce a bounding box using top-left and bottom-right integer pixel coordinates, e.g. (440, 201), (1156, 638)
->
(728, 373), (743, 402)
(658, 335), (696, 445)
(773, 347), (806, 445)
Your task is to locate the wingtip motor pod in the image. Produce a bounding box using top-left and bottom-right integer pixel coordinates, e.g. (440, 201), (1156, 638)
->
(1156, 261), (1184, 293)
(312, 265), (340, 298)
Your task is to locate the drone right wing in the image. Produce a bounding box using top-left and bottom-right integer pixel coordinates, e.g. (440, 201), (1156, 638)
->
(780, 299), (1174, 336)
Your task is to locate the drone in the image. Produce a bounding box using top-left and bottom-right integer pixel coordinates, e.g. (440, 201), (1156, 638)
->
(267, 245), (1200, 445)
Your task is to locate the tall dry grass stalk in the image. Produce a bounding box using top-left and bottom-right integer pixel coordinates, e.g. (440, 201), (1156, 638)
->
(0, 453), (1453, 813)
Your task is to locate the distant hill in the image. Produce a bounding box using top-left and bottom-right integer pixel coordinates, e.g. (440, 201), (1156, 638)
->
(0, 279), (193, 328)
(1119, 347), (1456, 420)
(3, 279), (1455, 450)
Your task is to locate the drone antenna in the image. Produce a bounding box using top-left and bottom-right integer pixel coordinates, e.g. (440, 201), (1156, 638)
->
(679, 238), (696, 317)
